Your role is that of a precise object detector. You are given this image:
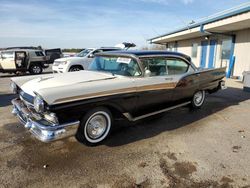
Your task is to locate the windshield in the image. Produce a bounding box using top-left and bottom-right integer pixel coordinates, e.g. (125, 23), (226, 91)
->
(76, 49), (93, 57)
(89, 56), (142, 77)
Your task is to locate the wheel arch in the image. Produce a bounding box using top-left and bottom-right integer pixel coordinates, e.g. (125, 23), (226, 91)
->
(69, 64), (84, 70)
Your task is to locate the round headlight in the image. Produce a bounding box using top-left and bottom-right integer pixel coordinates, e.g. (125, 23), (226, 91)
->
(10, 82), (18, 94)
(34, 95), (44, 113)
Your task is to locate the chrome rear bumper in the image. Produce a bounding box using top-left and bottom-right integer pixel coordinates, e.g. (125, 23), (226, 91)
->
(11, 98), (79, 142)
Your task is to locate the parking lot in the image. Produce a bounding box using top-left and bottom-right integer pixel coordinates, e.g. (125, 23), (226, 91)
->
(0, 70), (250, 187)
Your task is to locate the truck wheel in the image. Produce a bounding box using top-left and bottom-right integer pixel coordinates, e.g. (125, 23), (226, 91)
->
(76, 107), (113, 146)
(190, 90), (205, 109)
(29, 64), (43, 74)
(69, 66), (83, 72)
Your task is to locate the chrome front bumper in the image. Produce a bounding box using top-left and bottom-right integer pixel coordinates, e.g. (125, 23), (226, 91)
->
(11, 98), (79, 142)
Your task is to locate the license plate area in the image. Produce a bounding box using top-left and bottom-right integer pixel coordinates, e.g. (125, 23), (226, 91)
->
(220, 81), (227, 90)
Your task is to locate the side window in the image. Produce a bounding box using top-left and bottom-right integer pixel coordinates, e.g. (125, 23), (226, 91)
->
(166, 58), (189, 75)
(140, 58), (168, 76)
(1, 52), (14, 59)
(35, 51), (44, 56)
(93, 50), (102, 54)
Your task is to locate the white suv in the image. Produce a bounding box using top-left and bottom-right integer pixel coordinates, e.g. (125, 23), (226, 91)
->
(52, 47), (122, 73)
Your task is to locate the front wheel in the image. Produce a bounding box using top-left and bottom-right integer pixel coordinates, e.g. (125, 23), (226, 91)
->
(190, 90), (205, 109)
(69, 66), (83, 72)
(76, 107), (112, 146)
(29, 64), (43, 74)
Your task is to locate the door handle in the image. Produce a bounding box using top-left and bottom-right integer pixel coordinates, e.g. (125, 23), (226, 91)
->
(165, 77), (173, 81)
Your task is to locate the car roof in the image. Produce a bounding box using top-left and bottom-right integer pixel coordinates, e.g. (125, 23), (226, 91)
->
(97, 50), (191, 61)
(86, 47), (122, 51)
(1, 49), (42, 52)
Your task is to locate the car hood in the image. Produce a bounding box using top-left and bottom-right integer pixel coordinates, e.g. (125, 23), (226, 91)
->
(55, 56), (85, 62)
(13, 71), (116, 97)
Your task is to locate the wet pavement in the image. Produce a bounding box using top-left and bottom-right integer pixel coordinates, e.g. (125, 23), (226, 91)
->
(0, 73), (250, 188)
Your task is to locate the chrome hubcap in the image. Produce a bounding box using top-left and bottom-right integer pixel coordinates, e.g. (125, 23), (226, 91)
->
(194, 91), (204, 105)
(33, 66), (41, 73)
(86, 115), (107, 139)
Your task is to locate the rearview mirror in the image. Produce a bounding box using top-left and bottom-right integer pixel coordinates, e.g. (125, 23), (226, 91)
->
(88, 54), (94, 58)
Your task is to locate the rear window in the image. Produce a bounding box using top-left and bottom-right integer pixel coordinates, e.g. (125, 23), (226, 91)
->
(101, 48), (120, 52)
(35, 51), (44, 56)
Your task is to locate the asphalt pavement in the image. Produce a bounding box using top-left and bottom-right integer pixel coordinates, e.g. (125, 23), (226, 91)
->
(0, 70), (250, 188)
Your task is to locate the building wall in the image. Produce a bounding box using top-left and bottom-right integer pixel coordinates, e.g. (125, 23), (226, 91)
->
(169, 31), (250, 79)
(233, 28), (250, 77)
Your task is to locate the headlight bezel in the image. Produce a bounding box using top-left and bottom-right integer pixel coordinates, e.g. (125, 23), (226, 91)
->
(34, 95), (45, 113)
(10, 82), (18, 94)
(61, 61), (69, 65)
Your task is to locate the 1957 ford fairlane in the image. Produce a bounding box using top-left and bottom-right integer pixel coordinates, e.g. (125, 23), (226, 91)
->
(10, 51), (226, 145)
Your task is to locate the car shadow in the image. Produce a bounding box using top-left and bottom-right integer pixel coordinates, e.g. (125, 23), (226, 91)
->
(0, 94), (18, 107)
(104, 87), (250, 147)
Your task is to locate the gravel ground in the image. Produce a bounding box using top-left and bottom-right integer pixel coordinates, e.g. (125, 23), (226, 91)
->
(0, 71), (250, 188)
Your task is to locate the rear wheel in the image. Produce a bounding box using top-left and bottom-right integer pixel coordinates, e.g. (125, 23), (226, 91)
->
(76, 107), (112, 146)
(190, 90), (205, 109)
(69, 66), (83, 72)
(29, 64), (43, 74)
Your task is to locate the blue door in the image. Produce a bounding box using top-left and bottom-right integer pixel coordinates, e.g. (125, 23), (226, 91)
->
(208, 40), (217, 68)
(200, 41), (208, 68)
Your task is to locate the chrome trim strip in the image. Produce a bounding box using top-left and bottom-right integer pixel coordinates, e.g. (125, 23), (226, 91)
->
(53, 82), (177, 104)
(123, 101), (191, 121)
(11, 98), (79, 142)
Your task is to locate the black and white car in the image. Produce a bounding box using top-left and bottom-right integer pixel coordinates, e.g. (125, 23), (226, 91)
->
(10, 50), (226, 145)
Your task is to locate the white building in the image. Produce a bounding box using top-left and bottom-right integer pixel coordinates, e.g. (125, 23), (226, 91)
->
(149, 3), (250, 79)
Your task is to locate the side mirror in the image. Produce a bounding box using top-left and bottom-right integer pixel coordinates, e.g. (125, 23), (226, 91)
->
(144, 70), (151, 77)
(88, 54), (94, 58)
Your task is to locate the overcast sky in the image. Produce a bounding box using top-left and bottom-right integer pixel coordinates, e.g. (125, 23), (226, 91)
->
(0, 0), (249, 49)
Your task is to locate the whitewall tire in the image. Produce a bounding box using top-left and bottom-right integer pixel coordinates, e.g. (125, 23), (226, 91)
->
(77, 107), (112, 146)
(190, 90), (205, 109)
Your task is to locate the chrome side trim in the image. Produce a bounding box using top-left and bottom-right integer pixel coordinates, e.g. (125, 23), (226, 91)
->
(12, 98), (79, 142)
(123, 101), (191, 121)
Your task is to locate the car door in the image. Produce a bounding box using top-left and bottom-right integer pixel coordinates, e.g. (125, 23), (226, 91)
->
(15, 51), (27, 69)
(134, 57), (177, 116)
(0, 51), (16, 70)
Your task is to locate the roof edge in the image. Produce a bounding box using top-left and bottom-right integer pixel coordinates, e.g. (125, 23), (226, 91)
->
(149, 2), (250, 42)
